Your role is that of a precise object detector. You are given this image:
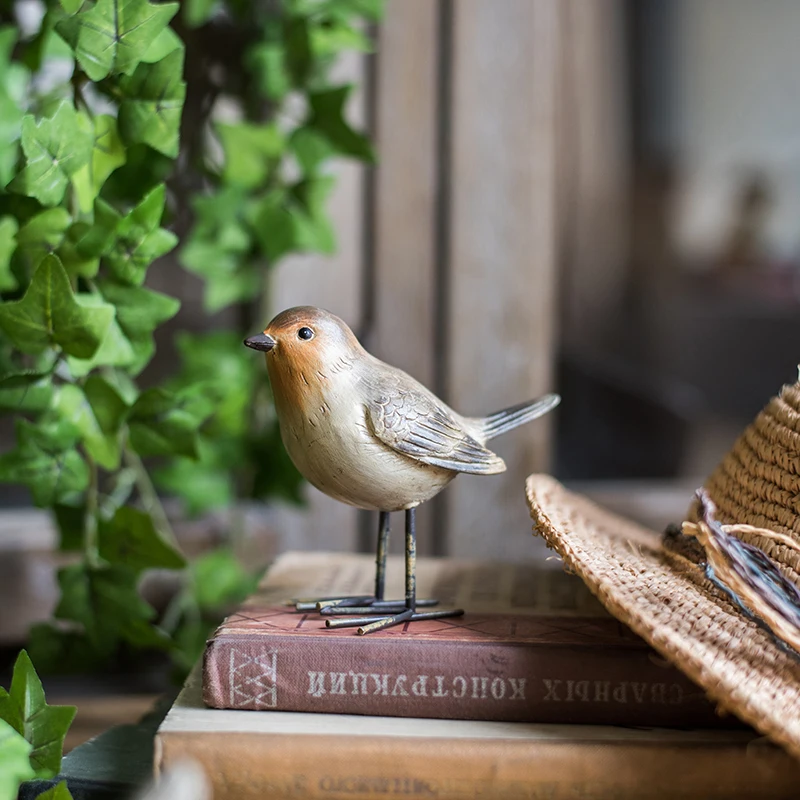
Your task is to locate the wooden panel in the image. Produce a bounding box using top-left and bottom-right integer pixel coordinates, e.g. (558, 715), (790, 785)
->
(267, 50), (367, 554)
(445, 0), (560, 558)
(558, 0), (629, 347)
(370, 0), (439, 554)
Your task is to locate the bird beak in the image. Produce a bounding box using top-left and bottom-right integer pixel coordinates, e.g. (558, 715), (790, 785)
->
(244, 333), (276, 352)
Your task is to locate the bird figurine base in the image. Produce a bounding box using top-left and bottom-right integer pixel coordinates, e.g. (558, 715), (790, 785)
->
(244, 306), (559, 637)
(291, 508), (464, 635)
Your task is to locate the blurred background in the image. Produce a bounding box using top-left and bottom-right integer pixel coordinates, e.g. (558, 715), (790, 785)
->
(3, 0), (800, 705)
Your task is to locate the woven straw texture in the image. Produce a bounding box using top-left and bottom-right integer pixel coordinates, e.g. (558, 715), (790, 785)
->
(526, 473), (800, 760)
(697, 381), (800, 585)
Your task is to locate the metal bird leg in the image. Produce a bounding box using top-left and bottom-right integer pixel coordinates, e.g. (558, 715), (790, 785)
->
(324, 508), (464, 634)
(294, 511), (436, 613)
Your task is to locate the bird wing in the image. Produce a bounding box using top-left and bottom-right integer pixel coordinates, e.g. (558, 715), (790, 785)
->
(366, 388), (506, 475)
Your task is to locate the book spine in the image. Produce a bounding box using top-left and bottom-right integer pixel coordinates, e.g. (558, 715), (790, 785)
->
(154, 730), (798, 800)
(203, 634), (726, 727)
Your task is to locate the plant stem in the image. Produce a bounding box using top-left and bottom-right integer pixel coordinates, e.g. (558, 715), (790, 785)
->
(123, 447), (180, 547)
(84, 455), (100, 567)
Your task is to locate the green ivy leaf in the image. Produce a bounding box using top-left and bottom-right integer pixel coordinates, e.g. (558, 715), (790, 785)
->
(55, 563), (168, 650)
(0, 376), (54, 413)
(307, 85), (375, 162)
(58, 223), (101, 280)
(56, 0), (179, 81)
(246, 42), (290, 101)
(53, 503), (85, 552)
(182, 0), (216, 27)
(190, 547), (259, 610)
(179, 190), (255, 311)
(0, 718), (35, 800)
(15, 207), (71, 267)
(9, 103), (94, 206)
(104, 186), (178, 285)
(34, 781), (74, 800)
(318, 0), (385, 22)
(98, 467), (138, 520)
(128, 387), (211, 458)
(0, 217), (18, 292)
(0, 371), (50, 391)
(0, 419), (88, 506)
(290, 127), (334, 174)
(54, 378), (129, 470)
(216, 122), (285, 190)
(283, 15), (311, 88)
(310, 21), (372, 57)
(140, 25), (183, 62)
(66, 312), (137, 378)
(170, 331), (253, 434)
(26, 624), (104, 675)
(249, 419), (304, 504)
(289, 175), (336, 250)
(98, 280), (180, 373)
(0, 255), (114, 357)
(71, 115), (127, 213)
(17, 415), (82, 453)
(155, 453), (233, 516)
(59, 200), (120, 279)
(0, 27), (27, 188)
(0, 650), (76, 779)
(179, 233), (258, 312)
(254, 178), (336, 263)
(118, 48), (186, 158)
(98, 505), (186, 572)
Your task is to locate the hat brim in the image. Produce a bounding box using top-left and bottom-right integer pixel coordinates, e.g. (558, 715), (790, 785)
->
(526, 473), (800, 760)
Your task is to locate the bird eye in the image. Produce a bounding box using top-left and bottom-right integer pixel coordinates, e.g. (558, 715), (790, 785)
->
(297, 326), (315, 341)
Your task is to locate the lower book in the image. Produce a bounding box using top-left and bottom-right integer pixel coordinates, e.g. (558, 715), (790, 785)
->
(156, 666), (800, 800)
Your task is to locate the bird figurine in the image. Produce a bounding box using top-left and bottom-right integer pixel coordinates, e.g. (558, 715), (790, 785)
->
(244, 306), (560, 634)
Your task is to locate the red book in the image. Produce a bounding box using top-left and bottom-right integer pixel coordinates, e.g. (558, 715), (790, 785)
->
(203, 552), (730, 727)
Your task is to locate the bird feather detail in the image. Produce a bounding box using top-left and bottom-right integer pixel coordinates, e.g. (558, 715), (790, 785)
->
(367, 389), (506, 475)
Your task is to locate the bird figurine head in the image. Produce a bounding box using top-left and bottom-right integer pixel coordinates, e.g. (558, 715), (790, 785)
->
(244, 306), (361, 371)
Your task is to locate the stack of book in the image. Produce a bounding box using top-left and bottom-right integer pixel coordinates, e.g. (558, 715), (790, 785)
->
(154, 552), (800, 798)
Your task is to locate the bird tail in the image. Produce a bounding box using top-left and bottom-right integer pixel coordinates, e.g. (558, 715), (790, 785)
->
(478, 393), (560, 441)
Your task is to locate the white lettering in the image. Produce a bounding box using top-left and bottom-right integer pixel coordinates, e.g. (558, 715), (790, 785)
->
(329, 672), (347, 695)
(348, 672), (368, 695)
(391, 675), (409, 696)
(308, 671), (326, 697)
(411, 675), (429, 696)
(543, 679), (561, 702)
(509, 678), (526, 700)
(594, 681), (610, 703)
(370, 674), (388, 696)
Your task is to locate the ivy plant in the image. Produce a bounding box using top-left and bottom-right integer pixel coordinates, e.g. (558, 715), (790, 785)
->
(0, 0), (382, 677)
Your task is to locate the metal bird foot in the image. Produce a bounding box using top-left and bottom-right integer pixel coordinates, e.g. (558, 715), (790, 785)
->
(326, 607), (465, 635)
(292, 509), (464, 634)
(292, 596), (439, 613)
(316, 597), (439, 614)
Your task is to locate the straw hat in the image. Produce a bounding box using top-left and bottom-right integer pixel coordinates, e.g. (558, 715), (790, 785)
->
(526, 380), (800, 759)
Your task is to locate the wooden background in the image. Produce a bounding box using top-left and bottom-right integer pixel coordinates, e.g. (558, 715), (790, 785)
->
(272, 0), (568, 561)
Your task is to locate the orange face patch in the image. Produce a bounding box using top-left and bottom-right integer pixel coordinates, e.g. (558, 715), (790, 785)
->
(262, 306), (359, 413)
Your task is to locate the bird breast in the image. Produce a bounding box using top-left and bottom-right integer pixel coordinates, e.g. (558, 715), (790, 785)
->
(269, 363), (455, 511)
